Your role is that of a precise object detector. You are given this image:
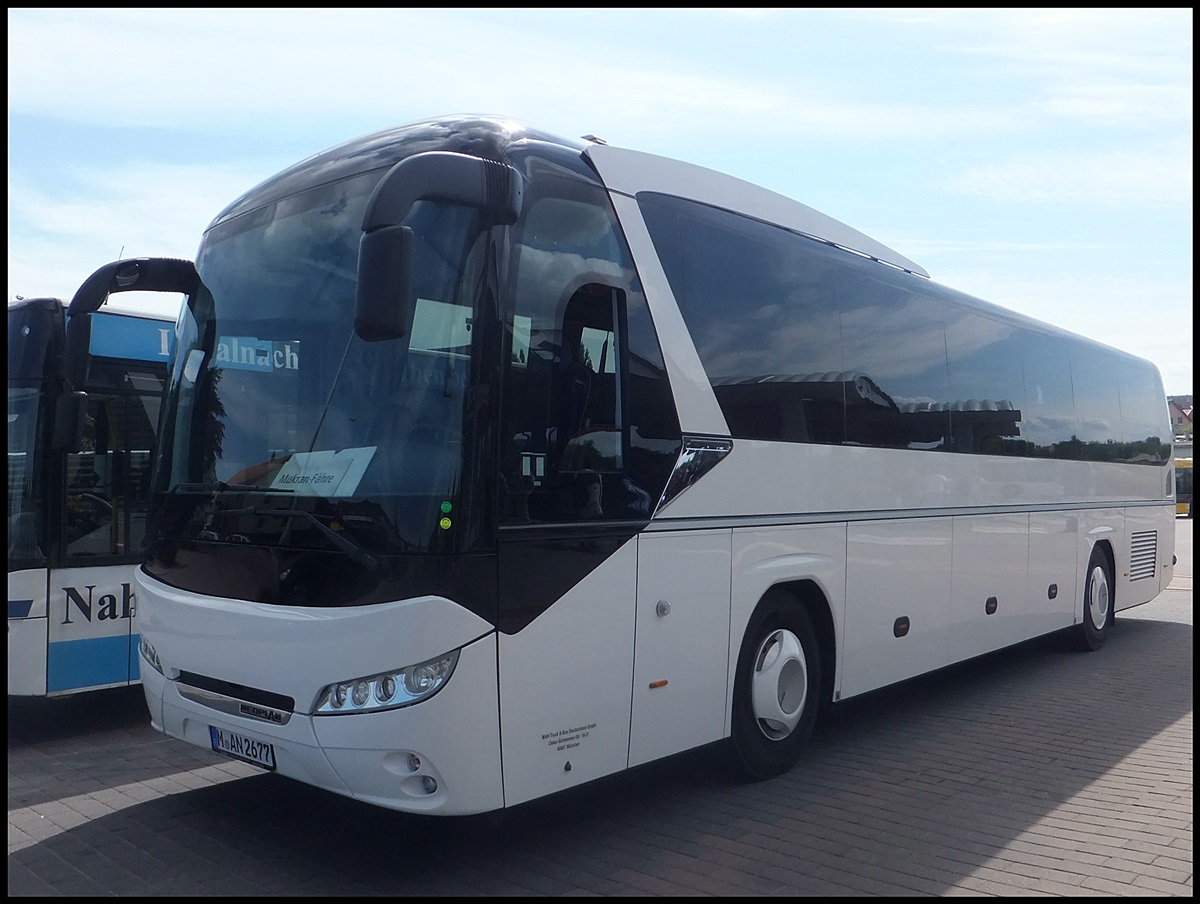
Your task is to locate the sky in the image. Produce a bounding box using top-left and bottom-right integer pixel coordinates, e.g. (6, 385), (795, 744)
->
(7, 8), (1193, 395)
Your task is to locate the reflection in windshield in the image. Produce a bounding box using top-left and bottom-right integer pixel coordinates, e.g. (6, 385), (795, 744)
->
(154, 172), (489, 559)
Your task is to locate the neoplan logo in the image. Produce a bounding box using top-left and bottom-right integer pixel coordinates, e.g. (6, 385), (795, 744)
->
(240, 702), (287, 724)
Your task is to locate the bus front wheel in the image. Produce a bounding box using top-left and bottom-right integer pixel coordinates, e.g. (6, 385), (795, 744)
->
(1073, 547), (1113, 652)
(730, 592), (822, 779)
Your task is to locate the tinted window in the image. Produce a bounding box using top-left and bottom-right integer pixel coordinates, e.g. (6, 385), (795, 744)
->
(638, 191), (1165, 466)
(639, 192), (847, 444)
(1070, 347), (1122, 460)
(943, 310), (1026, 455)
(67, 361), (163, 561)
(1118, 357), (1171, 463)
(501, 175), (680, 524)
(1016, 331), (1078, 458)
(642, 193), (955, 450)
(838, 270), (950, 451)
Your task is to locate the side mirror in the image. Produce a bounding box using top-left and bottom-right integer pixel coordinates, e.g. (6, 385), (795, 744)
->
(355, 151), (523, 342)
(67, 257), (199, 318)
(65, 257), (198, 388)
(355, 225), (415, 342)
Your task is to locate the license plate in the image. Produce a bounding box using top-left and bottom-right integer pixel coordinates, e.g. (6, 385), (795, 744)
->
(209, 725), (276, 770)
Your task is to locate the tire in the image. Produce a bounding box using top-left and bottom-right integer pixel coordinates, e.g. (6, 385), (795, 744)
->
(730, 591), (822, 779)
(1073, 546), (1113, 652)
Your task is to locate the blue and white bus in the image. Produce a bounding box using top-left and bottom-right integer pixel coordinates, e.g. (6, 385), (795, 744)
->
(8, 294), (177, 696)
(75, 115), (1174, 815)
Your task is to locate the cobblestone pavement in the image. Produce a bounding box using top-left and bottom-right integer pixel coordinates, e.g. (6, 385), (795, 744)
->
(9, 521), (1192, 896)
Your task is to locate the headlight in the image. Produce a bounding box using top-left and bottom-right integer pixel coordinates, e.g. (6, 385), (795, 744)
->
(139, 636), (164, 675)
(315, 649), (460, 715)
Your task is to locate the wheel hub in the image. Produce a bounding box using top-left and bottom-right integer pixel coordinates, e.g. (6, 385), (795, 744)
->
(750, 628), (808, 740)
(1088, 563), (1110, 627)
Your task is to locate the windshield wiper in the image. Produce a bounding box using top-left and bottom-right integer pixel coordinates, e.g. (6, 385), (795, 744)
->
(223, 506), (378, 572)
(164, 481), (294, 498)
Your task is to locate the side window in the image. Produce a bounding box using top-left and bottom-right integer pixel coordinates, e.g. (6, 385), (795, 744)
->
(943, 310), (1027, 455)
(501, 184), (680, 525)
(7, 386), (45, 566)
(643, 191), (958, 452)
(1070, 346), (1122, 460)
(66, 396), (117, 558)
(67, 364), (164, 561)
(639, 192), (1164, 466)
(1020, 332), (1078, 458)
(1117, 359), (1170, 464)
(838, 273), (951, 451)
(122, 369), (164, 554)
(640, 192), (846, 445)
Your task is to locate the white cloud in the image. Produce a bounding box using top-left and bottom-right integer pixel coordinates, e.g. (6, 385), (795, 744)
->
(941, 145), (1194, 208)
(854, 8), (1192, 130)
(0, 9), (1113, 145)
(1033, 84), (1192, 126)
(7, 161), (266, 299)
(870, 8), (1192, 72)
(929, 265), (1193, 394)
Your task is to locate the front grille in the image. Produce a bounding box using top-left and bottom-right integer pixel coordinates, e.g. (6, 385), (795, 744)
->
(1129, 531), (1157, 581)
(177, 671), (295, 712)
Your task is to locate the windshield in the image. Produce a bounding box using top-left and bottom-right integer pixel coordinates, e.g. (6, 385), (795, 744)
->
(153, 170), (490, 563)
(8, 385), (46, 567)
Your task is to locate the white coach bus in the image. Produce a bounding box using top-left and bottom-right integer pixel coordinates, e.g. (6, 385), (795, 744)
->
(8, 294), (176, 695)
(69, 115), (1175, 815)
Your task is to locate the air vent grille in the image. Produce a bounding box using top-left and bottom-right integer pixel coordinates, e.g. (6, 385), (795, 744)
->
(1129, 531), (1157, 581)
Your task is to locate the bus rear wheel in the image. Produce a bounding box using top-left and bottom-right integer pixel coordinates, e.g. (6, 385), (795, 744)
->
(730, 592), (822, 779)
(1073, 547), (1113, 652)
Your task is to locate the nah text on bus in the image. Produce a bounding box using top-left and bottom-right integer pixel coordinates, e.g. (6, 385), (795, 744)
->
(61, 583), (135, 623)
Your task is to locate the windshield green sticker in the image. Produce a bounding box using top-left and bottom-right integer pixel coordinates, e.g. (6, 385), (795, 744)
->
(269, 447), (376, 497)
